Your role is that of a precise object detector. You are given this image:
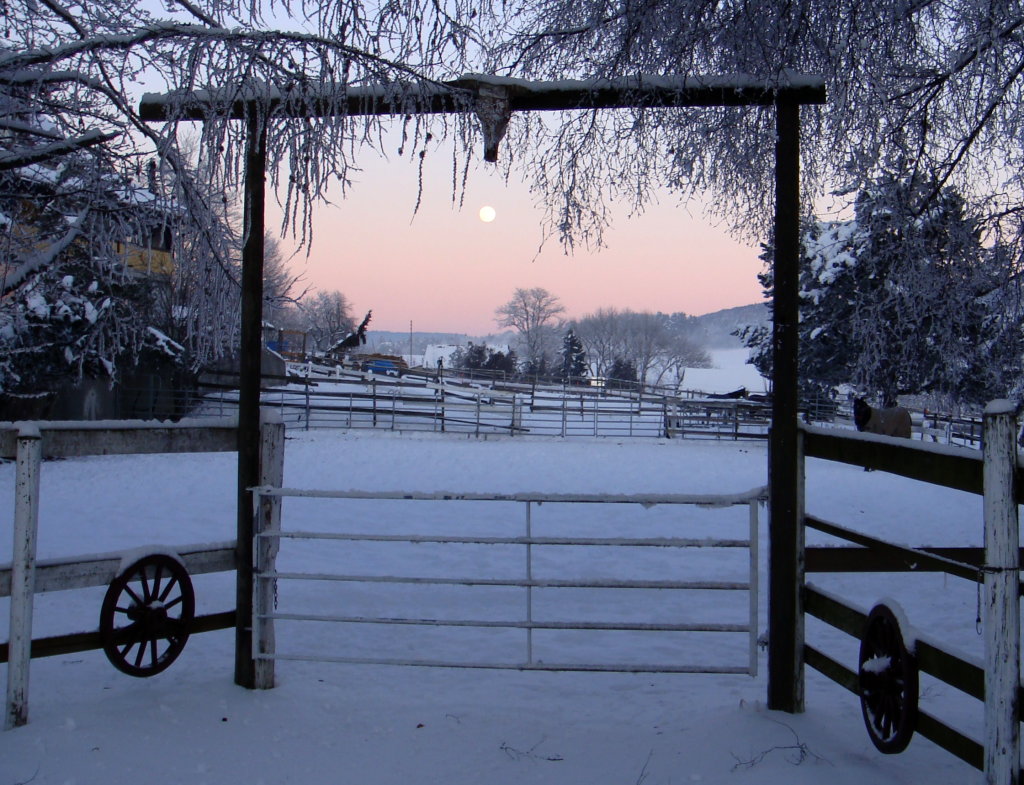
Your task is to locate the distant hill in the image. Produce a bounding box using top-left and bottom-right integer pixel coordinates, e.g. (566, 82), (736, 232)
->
(690, 303), (769, 349)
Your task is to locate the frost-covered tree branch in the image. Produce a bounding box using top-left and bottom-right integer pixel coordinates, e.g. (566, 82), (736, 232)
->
(0, 0), (491, 400)
(483, 0), (1024, 253)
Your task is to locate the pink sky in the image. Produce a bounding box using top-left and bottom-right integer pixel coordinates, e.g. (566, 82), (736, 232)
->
(277, 143), (766, 336)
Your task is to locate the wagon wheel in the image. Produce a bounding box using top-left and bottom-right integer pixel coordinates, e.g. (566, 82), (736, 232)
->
(99, 553), (195, 677)
(858, 603), (918, 754)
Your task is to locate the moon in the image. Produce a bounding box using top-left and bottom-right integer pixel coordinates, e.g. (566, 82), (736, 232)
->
(478, 205), (497, 223)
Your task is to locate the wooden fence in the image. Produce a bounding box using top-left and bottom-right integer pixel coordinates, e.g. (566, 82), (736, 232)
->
(793, 401), (1021, 782)
(0, 416), (284, 729)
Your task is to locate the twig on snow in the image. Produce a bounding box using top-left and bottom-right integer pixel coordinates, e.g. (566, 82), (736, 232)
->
(634, 748), (654, 784)
(499, 737), (564, 762)
(730, 718), (831, 771)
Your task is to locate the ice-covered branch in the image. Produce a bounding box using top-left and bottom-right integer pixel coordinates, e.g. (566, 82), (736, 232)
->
(0, 131), (119, 172)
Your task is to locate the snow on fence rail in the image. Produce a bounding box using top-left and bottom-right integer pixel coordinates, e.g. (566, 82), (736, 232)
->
(250, 486), (767, 676)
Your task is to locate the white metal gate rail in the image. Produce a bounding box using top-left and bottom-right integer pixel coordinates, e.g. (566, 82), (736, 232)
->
(252, 486), (766, 675)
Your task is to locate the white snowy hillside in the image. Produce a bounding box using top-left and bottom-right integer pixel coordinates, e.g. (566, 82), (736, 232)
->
(684, 348), (768, 394)
(0, 421), (987, 784)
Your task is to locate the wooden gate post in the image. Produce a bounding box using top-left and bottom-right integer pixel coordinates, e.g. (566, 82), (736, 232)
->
(235, 112), (267, 689)
(767, 97), (805, 713)
(5, 425), (42, 729)
(982, 400), (1020, 785)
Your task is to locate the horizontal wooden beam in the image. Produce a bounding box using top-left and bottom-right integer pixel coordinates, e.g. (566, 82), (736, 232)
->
(139, 74), (827, 122)
(0, 543), (236, 597)
(802, 425), (986, 496)
(0, 611), (235, 664)
(0, 419), (237, 459)
(805, 516), (981, 582)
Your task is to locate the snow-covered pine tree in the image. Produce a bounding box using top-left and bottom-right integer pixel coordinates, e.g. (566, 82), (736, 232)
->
(607, 356), (638, 389)
(560, 328), (587, 382)
(744, 176), (1017, 406)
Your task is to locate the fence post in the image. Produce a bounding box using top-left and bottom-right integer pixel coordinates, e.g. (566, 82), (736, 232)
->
(983, 400), (1020, 785)
(5, 425), (42, 729)
(304, 364), (311, 430)
(525, 501), (534, 665)
(253, 410), (285, 690)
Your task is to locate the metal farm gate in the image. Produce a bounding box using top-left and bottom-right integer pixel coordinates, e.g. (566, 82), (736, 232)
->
(250, 487), (765, 675)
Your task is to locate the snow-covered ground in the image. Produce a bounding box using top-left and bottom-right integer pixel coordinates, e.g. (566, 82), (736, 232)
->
(0, 421), (989, 784)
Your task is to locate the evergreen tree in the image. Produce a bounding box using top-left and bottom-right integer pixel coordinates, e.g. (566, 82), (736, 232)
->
(560, 329), (587, 382)
(743, 175), (1014, 405)
(522, 354), (550, 379)
(607, 357), (638, 390)
(460, 343), (489, 370)
(483, 348), (517, 375)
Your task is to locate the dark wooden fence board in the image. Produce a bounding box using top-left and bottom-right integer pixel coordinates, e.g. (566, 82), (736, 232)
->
(802, 427), (985, 495)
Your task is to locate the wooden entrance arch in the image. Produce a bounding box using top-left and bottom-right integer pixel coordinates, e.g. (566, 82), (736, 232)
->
(141, 74), (826, 711)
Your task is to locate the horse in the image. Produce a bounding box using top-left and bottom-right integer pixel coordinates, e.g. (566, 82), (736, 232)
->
(853, 397), (912, 438)
(706, 387), (748, 400)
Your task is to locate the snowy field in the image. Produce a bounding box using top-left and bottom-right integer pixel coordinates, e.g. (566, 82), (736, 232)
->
(683, 348), (769, 395)
(0, 422), (991, 784)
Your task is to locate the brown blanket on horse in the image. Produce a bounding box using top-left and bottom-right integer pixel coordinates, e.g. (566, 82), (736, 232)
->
(853, 398), (912, 438)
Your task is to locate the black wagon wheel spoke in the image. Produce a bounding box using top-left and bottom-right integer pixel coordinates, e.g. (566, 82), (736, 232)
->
(858, 603), (918, 754)
(99, 554), (195, 678)
(122, 584), (146, 608)
(157, 573), (179, 604)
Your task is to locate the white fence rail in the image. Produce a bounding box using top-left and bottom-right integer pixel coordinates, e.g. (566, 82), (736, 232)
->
(251, 486), (767, 675)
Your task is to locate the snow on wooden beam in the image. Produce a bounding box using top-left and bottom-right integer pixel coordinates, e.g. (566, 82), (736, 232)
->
(139, 73), (826, 122)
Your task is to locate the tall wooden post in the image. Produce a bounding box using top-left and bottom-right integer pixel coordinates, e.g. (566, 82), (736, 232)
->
(235, 113), (267, 689)
(5, 426), (41, 729)
(982, 400), (1020, 785)
(767, 97), (805, 713)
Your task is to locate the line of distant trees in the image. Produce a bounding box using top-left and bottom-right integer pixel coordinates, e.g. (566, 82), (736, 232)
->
(449, 287), (713, 387)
